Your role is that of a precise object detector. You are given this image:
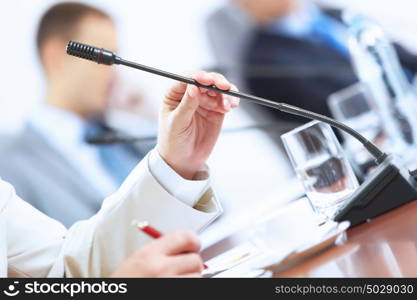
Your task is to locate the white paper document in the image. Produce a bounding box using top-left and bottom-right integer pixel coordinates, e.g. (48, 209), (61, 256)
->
(203, 199), (349, 277)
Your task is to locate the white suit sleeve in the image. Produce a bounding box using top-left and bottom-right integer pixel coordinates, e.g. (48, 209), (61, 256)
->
(3, 151), (222, 277)
(148, 149), (210, 207)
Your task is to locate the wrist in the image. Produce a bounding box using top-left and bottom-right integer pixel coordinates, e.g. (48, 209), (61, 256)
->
(156, 147), (201, 180)
(167, 163), (197, 180)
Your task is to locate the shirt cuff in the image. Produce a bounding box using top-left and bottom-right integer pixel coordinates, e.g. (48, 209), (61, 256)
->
(148, 149), (210, 207)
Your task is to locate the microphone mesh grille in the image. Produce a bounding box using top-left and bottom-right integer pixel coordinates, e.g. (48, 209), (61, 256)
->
(66, 41), (98, 62)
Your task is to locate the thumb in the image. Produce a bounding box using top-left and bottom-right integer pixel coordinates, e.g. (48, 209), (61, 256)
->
(174, 84), (200, 122)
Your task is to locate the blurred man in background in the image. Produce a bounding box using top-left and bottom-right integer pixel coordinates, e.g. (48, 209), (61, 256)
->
(206, 0), (417, 122)
(0, 2), (146, 227)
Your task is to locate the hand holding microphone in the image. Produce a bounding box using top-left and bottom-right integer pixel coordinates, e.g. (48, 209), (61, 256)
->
(66, 42), (240, 179)
(157, 71), (239, 179)
(66, 40), (386, 164)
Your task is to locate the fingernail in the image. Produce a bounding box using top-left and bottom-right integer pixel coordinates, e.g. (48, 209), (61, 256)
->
(232, 98), (240, 106)
(223, 99), (231, 111)
(187, 85), (196, 98)
(221, 79), (230, 87)
(208, 90), (217, 97)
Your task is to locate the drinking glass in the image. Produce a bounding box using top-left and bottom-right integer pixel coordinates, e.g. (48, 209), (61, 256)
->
(328, 82), (392, 174)
(281, 121), (359, 219)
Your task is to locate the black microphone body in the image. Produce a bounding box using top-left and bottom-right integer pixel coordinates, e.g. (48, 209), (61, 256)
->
(66, 40), (417, 226)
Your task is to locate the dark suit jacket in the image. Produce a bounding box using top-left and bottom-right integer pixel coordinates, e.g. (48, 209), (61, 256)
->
(243, 9), (417, 122)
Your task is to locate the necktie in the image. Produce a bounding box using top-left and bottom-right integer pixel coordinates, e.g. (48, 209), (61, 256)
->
(85, 122), (144, 186)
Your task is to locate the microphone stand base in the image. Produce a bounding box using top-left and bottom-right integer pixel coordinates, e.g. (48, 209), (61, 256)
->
(334, 155), (417, 226)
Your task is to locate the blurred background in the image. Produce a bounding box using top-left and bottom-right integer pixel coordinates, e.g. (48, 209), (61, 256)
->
(1, 0), (417, 247)
(2, 0), (417, 134)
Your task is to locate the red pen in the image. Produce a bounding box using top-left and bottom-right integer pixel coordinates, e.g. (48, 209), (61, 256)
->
(132, 220), (208, 269)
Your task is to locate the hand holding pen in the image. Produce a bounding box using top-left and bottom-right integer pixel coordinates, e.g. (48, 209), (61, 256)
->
(112, 221), (205, 277)
(132, 221), (208, 270)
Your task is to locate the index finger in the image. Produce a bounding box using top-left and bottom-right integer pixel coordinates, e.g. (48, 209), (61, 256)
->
(165, 71), (208, 102)
(210, 72), (231, 91)
(153, 231), (201, 255)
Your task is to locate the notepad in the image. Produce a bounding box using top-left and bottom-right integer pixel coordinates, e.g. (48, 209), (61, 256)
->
(203, 199), (349, 277)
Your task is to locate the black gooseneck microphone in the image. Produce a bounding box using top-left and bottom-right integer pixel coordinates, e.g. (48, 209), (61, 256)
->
(67, 40), (386, 164)
(67, 40), (417, 226)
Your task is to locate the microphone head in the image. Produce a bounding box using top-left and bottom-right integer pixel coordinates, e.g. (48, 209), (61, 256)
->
(66, 40), (118, 65)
